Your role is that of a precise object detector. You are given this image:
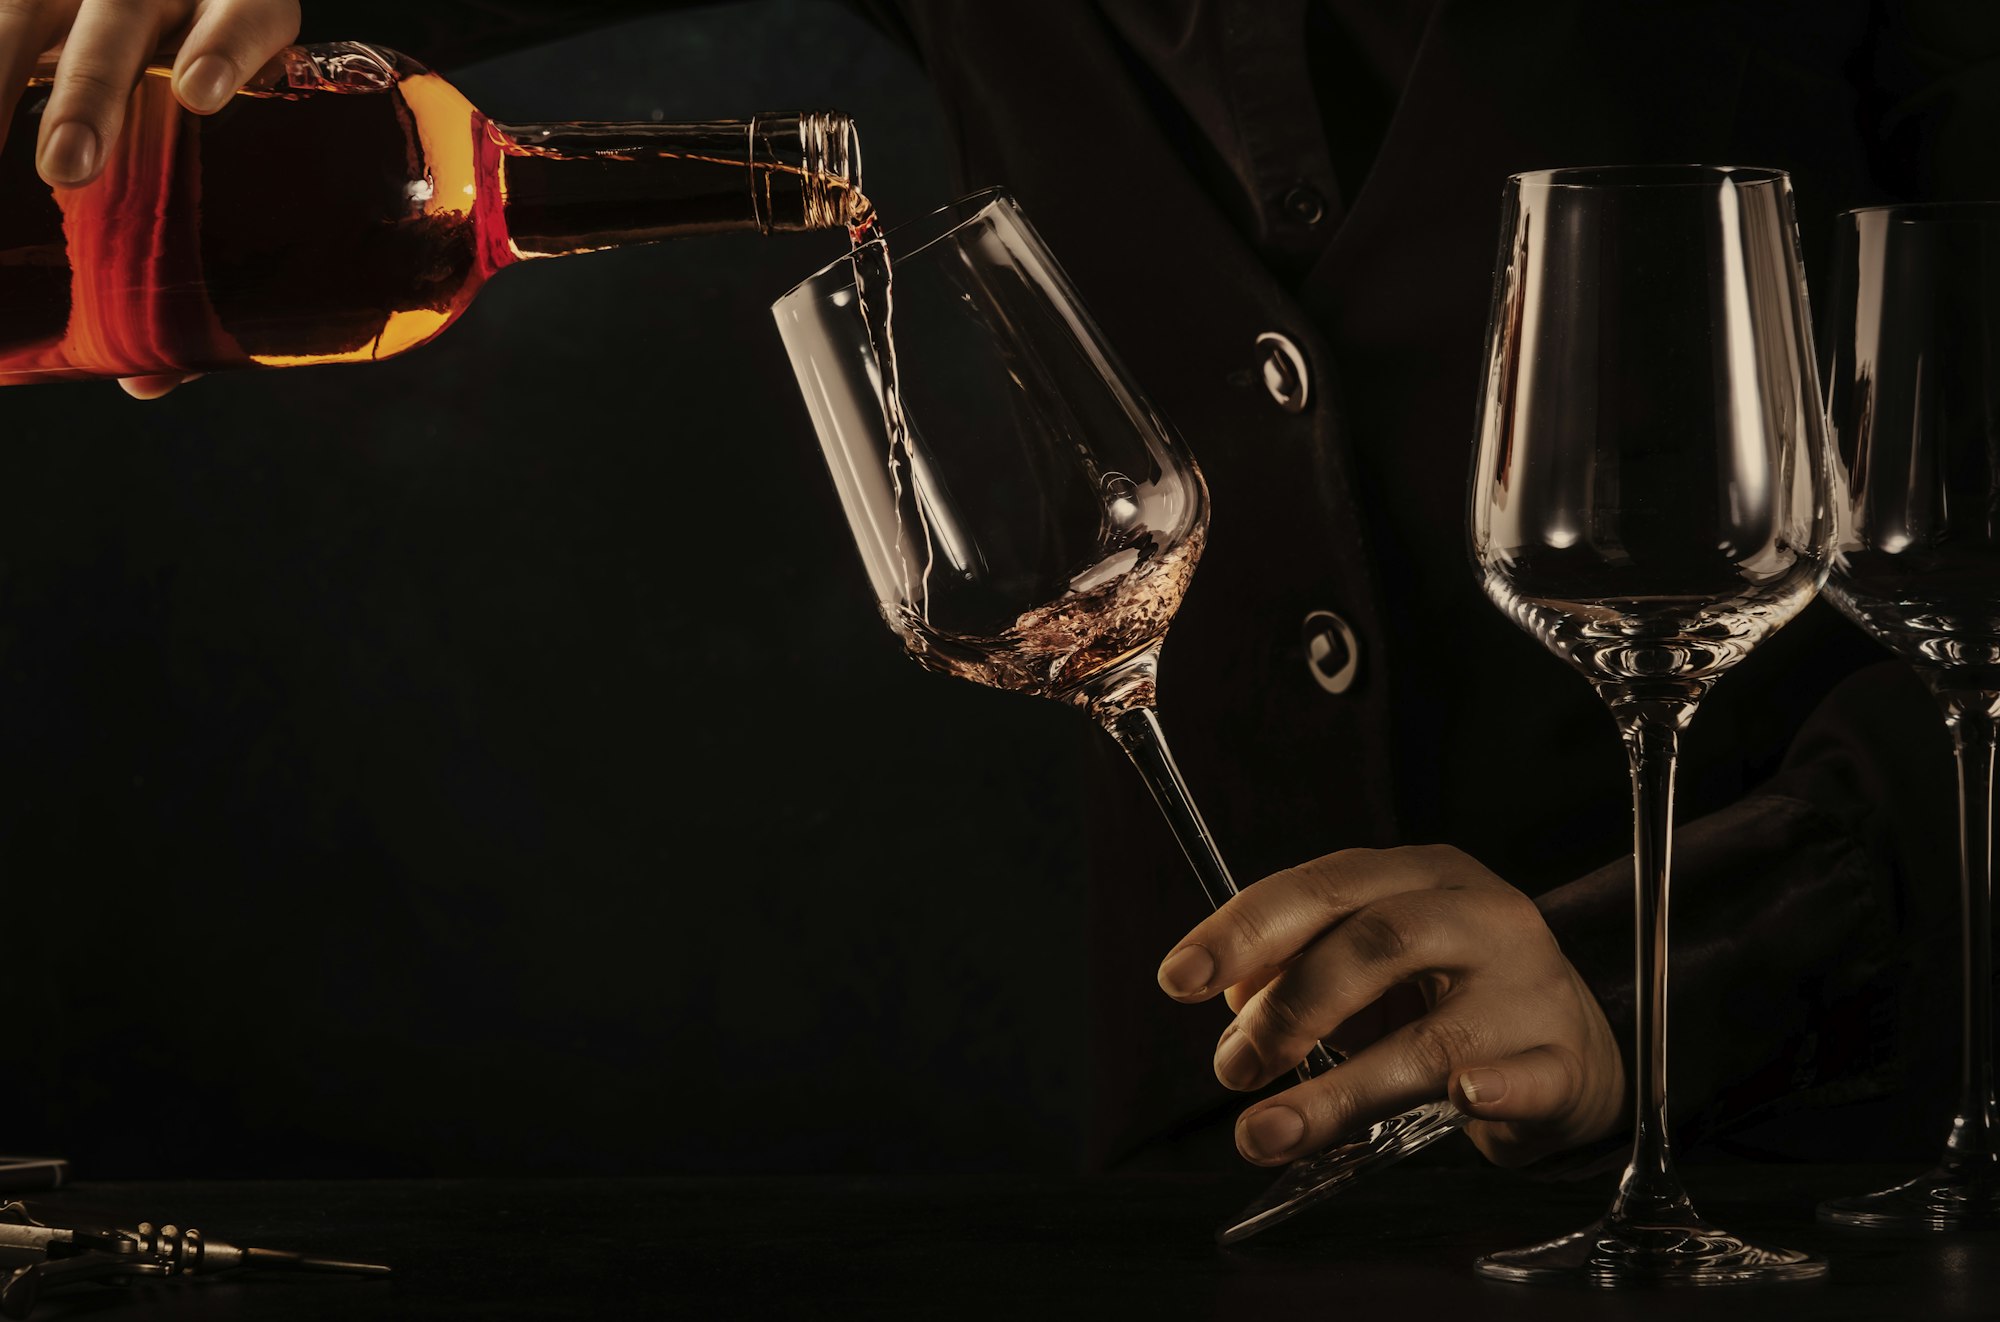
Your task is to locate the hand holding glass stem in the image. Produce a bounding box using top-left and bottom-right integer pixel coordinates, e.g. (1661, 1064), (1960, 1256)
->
(776, 191), (1625, 1242)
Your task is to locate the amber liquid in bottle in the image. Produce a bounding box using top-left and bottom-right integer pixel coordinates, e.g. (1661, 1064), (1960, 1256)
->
(0, 43), (862, 384)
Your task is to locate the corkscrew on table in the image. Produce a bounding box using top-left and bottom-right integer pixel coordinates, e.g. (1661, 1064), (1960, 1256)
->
(0, 1201), (390, 1317)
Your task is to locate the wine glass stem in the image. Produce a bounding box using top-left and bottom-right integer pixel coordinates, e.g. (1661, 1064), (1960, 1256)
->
(1091, 691), (1340, 1078)
(1097, 702), (1238, 910)
(1939, 692), (2000, 1165)
(1609, 708), (1696, 1225)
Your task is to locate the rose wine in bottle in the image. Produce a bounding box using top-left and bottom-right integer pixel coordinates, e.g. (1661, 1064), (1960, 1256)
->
(0, 42), (864, 385)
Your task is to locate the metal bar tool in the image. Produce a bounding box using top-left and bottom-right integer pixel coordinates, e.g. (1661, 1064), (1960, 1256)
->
(0, 1200), (389, 1316)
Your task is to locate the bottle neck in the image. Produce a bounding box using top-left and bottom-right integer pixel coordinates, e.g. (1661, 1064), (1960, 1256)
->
(487, 111), (864, 260)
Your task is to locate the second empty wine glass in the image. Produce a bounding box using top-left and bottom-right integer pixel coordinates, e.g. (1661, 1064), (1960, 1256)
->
(1818, 201), (2000, 1231)
(1468, 165), (1832, 1284)
(772, 191), (1463, 1243)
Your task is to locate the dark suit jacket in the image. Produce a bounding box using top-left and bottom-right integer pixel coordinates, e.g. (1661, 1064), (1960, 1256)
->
(319, 0), (1998, 1170)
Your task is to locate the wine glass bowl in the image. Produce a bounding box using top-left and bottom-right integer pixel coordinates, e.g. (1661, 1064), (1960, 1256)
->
(1823, 203), (2000, 684)
(1468, 164), (1831, 1285)
(1471, 165), (1829, 711)
(1817, 201), (2000, 1231)
(775, 190), (1207, 712)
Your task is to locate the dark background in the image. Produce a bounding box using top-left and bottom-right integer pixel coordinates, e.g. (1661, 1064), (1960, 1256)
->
(10, 1), (1987, 1184)
(7, 2), (1107, 1178)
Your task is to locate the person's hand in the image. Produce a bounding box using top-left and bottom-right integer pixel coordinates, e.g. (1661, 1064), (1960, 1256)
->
(2, 0), (301, 397)
(1155, 845), (1624, 1168)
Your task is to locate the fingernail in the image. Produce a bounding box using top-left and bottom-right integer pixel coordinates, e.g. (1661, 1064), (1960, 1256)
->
(1460, 1067), (1507, 1106)
(1157, 944), (1214, 997)
(1240, 1105), (1306, 1162)
(118, 379), (171, 400)
(178, 55), (238, 114)
(40, 122), (98, 185)
(1214, 1026), (1261, 1091)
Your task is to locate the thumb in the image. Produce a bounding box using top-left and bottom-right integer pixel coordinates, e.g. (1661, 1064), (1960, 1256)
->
(1450, 1045), (1590, 1167)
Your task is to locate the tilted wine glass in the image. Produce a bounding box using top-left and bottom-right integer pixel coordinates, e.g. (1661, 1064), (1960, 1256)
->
(1468, 165), (1832, 1285)
(772, 190), (1462, 1243)
(1817, 202), (2000, 1231)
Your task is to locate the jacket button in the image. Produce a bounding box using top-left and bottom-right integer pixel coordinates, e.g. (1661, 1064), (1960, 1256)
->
(1303, 610), (1361, 694)
(1282, 183), (1327, 226)
(1256, 332), (1311, 413)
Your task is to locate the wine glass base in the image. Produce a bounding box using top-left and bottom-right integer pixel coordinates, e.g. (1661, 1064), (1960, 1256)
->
(1475, 1214), (1825, 1286)
(1817, 1161), (2000, 1231)
(1216, 1101), (1464, 1245)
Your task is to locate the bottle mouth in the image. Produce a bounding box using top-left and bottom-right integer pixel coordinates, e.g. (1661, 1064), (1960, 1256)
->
(750, 111), (864, 233)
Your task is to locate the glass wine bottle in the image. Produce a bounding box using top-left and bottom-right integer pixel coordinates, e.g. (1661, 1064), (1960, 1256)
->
(0, 42), (864, 385)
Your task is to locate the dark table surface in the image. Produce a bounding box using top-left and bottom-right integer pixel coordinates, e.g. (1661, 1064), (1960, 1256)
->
(11, 1163), (1993, 1319)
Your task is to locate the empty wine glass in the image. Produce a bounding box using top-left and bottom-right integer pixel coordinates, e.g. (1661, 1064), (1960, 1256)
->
(772, 190), (1462, 1243)
(1817, 201), (2000, 1231)
(1468, 165), (1832, 1284)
